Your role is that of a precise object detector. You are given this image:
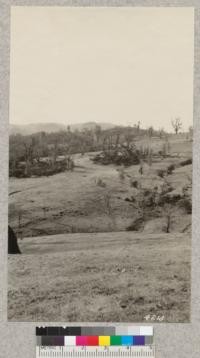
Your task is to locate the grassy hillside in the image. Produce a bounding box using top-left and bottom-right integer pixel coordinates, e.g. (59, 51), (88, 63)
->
(8, 232), (191, 322)
(9, 137), (192, 237)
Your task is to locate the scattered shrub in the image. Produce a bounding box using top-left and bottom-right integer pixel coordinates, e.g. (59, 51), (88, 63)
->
(130, 180), (138, 188)
(9, 160), (69, 178)
(125, 196), (136, 203)
(126, 217), (144, 231)
(160, 182), (173, 196)
(157, 169), (166, 178)
(143, 189), (151, 197)
(178, 198), (192, 214)
(162, 204), (174, 233)
(158, 193), (181, 206)
(11, 168), (26, 178)
(92, 146), (141, 166)
(118, 167), (125, 182)
(180, 158), (192, 166)
(167, 164), (175, 175)
(96, 178), (106, 187)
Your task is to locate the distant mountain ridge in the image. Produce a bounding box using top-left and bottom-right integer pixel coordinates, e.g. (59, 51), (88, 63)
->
(10, 122), (116, 135)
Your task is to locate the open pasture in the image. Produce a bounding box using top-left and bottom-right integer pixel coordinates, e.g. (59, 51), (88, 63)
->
(8, 231), (191, 322)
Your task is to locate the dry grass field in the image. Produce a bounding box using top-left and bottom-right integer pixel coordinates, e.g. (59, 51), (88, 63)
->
(8, 231), (191, 322)
(8, 135), (192, 322)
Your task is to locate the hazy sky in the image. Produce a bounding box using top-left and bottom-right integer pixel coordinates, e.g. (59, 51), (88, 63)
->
(10, 7), (194, 131)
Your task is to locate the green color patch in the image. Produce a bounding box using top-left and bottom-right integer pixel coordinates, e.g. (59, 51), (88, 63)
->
(110, 336), (122, 346)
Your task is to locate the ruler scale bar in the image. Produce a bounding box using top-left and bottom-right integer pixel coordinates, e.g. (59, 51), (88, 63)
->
(36, 346), (155, 358)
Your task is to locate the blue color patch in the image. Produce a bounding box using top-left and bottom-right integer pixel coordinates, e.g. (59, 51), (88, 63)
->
(121, 336), (133, 346)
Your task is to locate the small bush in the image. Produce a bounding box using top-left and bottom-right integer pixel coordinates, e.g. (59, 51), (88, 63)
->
(143, 189), (151, 197)
(9, 160), (68, 178)
(160, 182), (173, 196)
(126, 217), (144, 231)
(92, 146), (141, 166)
(157, 169), (166, 178)
(162, 204), (174, 233)
(96, 178), (106, 187)
(180, 158), (192, 166)
(167, 164), (175, 175)
(158, 193), (181, 206)
(125, 196), (136, 203)
(178, 198), (192, 214)
(11, 168), (27, 178)
(118, 167), (125, 182)
(130, 180), (138, 188)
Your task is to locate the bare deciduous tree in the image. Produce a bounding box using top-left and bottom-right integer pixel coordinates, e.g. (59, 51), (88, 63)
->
(171, 117), (182, 135)
(148, 126), (154, 138)
(188, 126), (193, 139)
(161, 202), (175, 233)
(103, 191), (116, 230)
(94, 124), (102, 144)
(137, 121), (141, 133)
(118, 166), (125, 182)
(23, 137), (35, 176)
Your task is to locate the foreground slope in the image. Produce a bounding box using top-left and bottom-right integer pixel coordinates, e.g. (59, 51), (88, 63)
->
(8, 232), (190, 322)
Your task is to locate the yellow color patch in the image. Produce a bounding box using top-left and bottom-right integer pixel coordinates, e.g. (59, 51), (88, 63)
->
(99, 336), (110, 346)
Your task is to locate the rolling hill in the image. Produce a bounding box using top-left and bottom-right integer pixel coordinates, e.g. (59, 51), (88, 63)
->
(10, 121), (116, 135)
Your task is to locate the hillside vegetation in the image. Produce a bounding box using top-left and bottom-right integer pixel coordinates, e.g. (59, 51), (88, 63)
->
(9, 135), (192, 237)
(8, 124), (192, 323)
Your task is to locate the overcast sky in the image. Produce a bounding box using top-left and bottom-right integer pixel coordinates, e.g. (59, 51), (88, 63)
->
(10, 7), (194, 131)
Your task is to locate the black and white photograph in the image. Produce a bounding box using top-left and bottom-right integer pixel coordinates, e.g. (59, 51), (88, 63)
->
(8, 6), (193, 322)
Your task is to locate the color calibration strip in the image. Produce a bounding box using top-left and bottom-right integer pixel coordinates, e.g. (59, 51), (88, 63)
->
(36, 326), (153, 347)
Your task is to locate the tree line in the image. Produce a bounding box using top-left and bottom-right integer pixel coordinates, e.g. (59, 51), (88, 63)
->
(9, 119), (192, 177)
